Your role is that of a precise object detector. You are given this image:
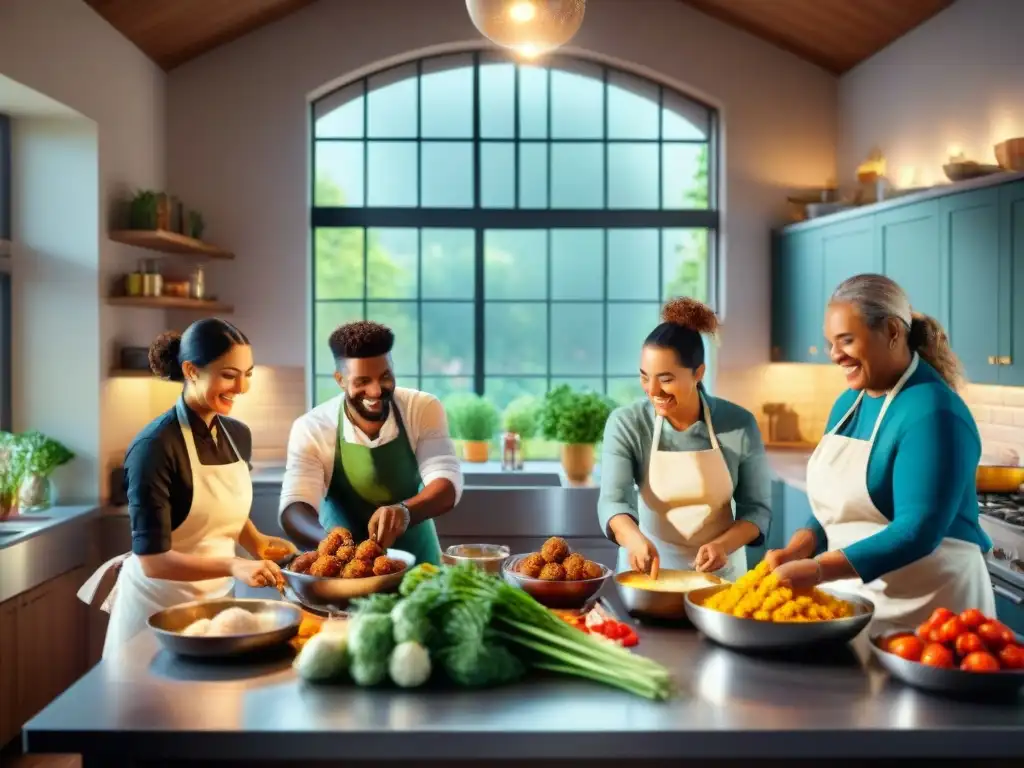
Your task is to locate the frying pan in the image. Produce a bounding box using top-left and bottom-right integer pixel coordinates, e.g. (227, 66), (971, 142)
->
(976, 464), (1024, 493)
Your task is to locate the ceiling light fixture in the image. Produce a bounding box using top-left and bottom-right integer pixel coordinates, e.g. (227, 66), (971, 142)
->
(466, 0), (586, 59)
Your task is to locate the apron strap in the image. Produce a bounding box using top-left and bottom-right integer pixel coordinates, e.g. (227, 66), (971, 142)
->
(868, 353), (919, 443)
(175, 398), (203, 468)
(650, 393), (719, 453)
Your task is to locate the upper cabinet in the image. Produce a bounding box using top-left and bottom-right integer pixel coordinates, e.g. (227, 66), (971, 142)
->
(772, 176), (1024, 389)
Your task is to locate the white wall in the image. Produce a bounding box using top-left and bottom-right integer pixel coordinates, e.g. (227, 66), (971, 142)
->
(166, 0), (837, 409)
(839, 0), (1024, 186)
(0, 0), (166, 499)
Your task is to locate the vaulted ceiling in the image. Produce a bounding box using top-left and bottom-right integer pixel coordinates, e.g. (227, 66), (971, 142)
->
(84, 0), (955, 74)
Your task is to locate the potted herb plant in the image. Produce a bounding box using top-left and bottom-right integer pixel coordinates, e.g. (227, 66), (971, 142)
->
(0, 432), (28, 519)
(19, 430), (75, 511)
(129, 189), (159, 230)
(502, 395), (540, 450)
(444, 393), (500, 463)
(539, 385), (614, 484)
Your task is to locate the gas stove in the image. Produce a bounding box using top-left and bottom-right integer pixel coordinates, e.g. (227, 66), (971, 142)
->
(977, 492), (1024, 589)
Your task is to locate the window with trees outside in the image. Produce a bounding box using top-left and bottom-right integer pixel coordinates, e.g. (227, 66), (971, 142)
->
(311, 52), (718, 456)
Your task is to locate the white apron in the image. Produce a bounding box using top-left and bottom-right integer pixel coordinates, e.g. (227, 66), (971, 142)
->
(78, 399), (254, 659)
(806, 353), (995, 635)
(618, 393), (746, 581)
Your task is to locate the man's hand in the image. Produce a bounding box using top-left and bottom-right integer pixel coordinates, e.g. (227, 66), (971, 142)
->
(368, 503), (411, 549)
(772, 558), (823, 589)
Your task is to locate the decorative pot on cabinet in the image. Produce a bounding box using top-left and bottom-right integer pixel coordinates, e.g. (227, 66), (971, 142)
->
(19, 473), (55, 511)
(561, 443), (594, 485)
(463, 440), (489, 463)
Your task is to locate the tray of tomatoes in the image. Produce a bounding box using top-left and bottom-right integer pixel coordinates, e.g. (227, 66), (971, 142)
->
(870, 607), (1024, 697)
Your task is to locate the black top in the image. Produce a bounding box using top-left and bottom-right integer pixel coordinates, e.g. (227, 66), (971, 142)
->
(124, 398), (253, 555)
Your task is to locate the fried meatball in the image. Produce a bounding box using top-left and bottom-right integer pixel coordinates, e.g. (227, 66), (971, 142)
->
(308, 555), (343, 578)
(541, 536), (570, 564)
(563, 560), (586, 581)
(581, 560), (603, 580)
(335, 544), (357, 564)
(289, 551), (319, 574)
(330, 526), (355, 545)
(518, 553), (545, 578)
(317, 531), (344, 557)
(355, 539), (384, 562)
(563, 552), (585, 571)
(372, 555), (398, 576)
(539, 562), (566, 581)
(343, 558), (373, 579)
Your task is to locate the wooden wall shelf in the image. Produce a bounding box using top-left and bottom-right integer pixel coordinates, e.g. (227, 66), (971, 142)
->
(109, 229), (234, 260)
(107, 296), (233, 313)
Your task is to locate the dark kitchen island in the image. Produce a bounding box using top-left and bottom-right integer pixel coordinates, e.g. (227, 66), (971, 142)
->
(22, 599), (1024, 767)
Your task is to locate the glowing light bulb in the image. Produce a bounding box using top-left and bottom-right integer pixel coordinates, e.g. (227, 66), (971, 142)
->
(516, 43), (539, 58)
(509, 1), (536, 22)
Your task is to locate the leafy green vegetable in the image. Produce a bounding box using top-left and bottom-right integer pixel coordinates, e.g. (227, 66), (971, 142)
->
(351, 592), (400, 616)
(389, 641), (432, 688)
(350, 656), (388, 687)
(293, 631), (349, 682)
(0, 432), (28, 506)
(399, 563), (440, 597)
(391, 597), (432, 645)
(347, 613), (394, 663)
(20, 431), (74, 478)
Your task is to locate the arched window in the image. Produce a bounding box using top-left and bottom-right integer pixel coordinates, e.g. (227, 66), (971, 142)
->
(311, 52), (718, 413)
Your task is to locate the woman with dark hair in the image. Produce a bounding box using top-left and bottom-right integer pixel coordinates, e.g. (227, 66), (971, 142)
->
(79, 318), (296, 658)
(766, 274), (995, 633)
(598, 298), (772, 581)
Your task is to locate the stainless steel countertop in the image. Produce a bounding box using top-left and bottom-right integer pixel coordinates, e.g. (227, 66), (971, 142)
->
(22, 586), (1024, 762)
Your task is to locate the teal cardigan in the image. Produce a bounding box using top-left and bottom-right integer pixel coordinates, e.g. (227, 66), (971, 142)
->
(805, 359), (992, 582)
(597, 395), (772, 546)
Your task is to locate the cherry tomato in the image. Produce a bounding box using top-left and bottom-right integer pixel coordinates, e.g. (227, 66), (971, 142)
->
(978, 621), (1010, 651)
(955, 632), (985, 658)
(958, 608), (986, 629)
(920, 643), (955, 668)
(960, 651), (1001, 672)
(998, 644), (1023, 670)
(928, 607), (955, 626)
(888, 635), (923, 662)
(998, 627), (1016, 650)
(916, 620), (935, 642)
(622, 634), (639, 648)
(936, 617), (967, 645)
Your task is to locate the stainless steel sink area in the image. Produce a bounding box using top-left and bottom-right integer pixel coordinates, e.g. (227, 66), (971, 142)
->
(0, 517), (54, 531)
(464, 472), (562, 488)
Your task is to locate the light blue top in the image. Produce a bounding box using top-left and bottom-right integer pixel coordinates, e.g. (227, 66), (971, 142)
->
(597, 394), (772, 545)
(805, 358), (992, 583)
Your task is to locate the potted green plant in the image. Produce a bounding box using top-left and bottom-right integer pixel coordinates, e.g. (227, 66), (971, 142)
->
(129, 189), (159, 230)
(539, 385), (615, 484)
(18, 431), (75, 511)
(444, 393), (500, 463)
(0, 432), (28, 519)
(502, 395), (540, 444)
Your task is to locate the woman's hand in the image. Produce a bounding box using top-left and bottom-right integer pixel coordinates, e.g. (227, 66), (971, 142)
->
(257, 535), (299, 562)
(771, 558), (822, 589)
(231, 558), (284, 589)
(621, 527), (660, 578)
(694, 541), (728, 573)
(764, 548), (795, 570)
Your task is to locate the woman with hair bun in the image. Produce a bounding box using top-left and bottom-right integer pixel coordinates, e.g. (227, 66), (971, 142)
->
(766, 274), (995, 632)
(598, 297), (772, 581)
(78, 318), (296, 658)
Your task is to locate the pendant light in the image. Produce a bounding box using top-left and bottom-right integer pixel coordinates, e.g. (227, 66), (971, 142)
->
(465, 0), (587, 58)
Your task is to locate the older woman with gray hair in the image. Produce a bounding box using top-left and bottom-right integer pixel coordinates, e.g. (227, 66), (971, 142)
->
(766, 273), (995, 633)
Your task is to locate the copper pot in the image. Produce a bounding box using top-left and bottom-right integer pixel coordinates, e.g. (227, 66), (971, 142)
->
(976, 464), (1024, 493)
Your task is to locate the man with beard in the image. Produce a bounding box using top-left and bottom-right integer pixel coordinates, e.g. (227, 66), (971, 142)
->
(278, 320), (462, 565)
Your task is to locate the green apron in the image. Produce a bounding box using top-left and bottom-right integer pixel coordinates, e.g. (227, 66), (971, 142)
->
(320, 399), (442, 567)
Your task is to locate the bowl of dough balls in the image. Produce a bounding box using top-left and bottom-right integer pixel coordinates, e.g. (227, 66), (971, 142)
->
(501, 537), (612, 610)
(279, 526), (415, 609)
(148, 598), (303, 658)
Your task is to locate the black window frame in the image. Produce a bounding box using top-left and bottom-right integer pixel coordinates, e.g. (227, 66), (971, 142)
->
(0, 113), (12, 432)
(309, 51), (721, 404)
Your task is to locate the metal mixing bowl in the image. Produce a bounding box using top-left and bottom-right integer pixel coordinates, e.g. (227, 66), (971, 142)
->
(441, 543), (510, 574)
(148, 598), (302, 658)
(684, 584), (875, 650)
(280, 548), (415, 609)
(501, 553), (611, 610)
(614, 569), (727, 621)
(870, 631), (1024, 697)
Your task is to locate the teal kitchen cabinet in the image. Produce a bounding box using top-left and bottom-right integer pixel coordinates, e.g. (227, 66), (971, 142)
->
(771, 228), (823, 363)
(998, 180), (1024, 386)
(942, 187), (1001, 385)
(820, 218), (879, 361)
(876, 200), (945, 326)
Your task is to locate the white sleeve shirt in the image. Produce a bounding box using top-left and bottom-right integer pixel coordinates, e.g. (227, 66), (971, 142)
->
(279, 387), (464, 514)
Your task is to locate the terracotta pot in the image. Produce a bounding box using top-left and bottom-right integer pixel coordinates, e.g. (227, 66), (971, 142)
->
(976, 464), (1024, 493)
(0, 494), (17, 520)
(561, 443), (595, 485)
(463, 440), (489, 463)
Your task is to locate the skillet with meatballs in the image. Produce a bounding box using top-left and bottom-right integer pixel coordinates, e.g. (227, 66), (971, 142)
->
(516, 537), (604, 581)
(287, 527), (407, 579)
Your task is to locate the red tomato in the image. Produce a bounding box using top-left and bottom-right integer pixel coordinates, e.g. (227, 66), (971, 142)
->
(960, 651), (1001, 672)
(955, 632), (985, 658)
(958, 608), (986, 629)
(998, 644), (1023, 670)
(915, 621), (935, 642)
(888, 635), (924, 662)
(978, 622), (1011, 651)
(936, 617), (967, 645)
(928, 607), (955, 626)
(920, 643), (955, 668)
